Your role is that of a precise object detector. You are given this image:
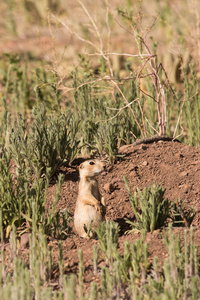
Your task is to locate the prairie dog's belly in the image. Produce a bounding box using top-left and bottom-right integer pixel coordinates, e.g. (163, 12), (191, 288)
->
(87, 205), (102, 225)
(74, 201), (103, 235)
(74, 202), (102, 224)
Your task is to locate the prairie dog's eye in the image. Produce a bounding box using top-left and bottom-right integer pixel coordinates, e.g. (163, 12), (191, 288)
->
(89, 161), (95, 165)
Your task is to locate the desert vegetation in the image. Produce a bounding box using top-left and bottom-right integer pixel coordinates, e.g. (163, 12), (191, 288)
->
(0, 0), (200, 299)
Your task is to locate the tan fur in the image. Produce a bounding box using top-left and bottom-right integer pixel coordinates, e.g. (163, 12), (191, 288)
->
(74, 159), (106, 238)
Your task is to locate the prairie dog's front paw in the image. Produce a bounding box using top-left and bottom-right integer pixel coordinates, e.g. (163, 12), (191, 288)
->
(101, 197), (106, 206)
(95, 204), (101, 212)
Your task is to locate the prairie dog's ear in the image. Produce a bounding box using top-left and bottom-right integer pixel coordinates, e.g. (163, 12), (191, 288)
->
(79, 163), (84, 169)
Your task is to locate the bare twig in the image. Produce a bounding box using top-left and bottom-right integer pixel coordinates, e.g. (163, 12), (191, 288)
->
(138, 99), (147, 137)
(95, 98), (139, 124)
(145, 117), (159, 135)
(84, 52), (152, 58)
(173, 102), (184, 138)
(140, 87), (156, 102)
(78, 0), (103, 52)
(135, 36), (167, 135)
(110, 79), (144, 138)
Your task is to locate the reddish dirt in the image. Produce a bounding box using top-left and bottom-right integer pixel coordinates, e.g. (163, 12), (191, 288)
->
(3, 140), (200, 292)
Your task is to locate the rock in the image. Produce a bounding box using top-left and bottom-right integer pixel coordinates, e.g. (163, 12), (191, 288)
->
(175, 152), (183, 159)
(191, 160), (200, 165)
(179, 184), (192, 193)
(142, 161), (148, 166)
(139, 145), (147, 150)
(180, 171), (188, 177)
(103, 183), (115, 193)
(20, 233), (30, 249)
(66, 239), (76, 250)
(119, 144), (135, 154)
(152, 229), (162, 239)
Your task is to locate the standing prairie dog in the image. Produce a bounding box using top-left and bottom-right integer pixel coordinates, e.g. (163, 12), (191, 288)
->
(74, 159), (106, 238)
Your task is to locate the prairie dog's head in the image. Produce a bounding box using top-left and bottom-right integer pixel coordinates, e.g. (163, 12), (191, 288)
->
(79, 159), (105, 178)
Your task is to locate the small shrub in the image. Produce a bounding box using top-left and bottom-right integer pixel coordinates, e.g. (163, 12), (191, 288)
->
(0, 148), (71, 239)
(96, 220), (119, 268)
(0, 149), (26, 237)
(124, 177), (172, 232)
(22, 171), (72, 238)
(71, 67), (142, 161)
(95, 122), (119, 163)
(9, 104), (80, 178)
(162, 225), (199, 298)
(83, 220), (95, 238)
(97, 221), (149, 298)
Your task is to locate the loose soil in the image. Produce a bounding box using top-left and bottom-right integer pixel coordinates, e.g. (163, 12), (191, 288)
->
(3, 140), (200, 293)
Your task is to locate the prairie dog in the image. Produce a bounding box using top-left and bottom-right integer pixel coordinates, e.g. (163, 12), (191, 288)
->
(74, 159), (106, 238)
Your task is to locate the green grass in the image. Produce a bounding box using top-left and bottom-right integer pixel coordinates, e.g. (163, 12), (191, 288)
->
(1, 222), (200, 299)
(0, 145), (72, 239)
(124, 179), (172, 232)
(124, 177), (196, 232)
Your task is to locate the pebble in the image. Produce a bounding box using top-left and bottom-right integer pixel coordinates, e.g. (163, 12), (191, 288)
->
(180, 171), (188, 177)
(139, 145), (147, 150)
(103, 183), (115, 193)
(179, 184), (192, 193)
(67, 240), (76, 250)
(175, 152), (184, 159)
(20, 233), (30, 249)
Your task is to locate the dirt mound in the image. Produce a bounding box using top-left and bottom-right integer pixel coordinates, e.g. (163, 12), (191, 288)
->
(44, 140), (200, 287)
(59, 140), (200, 224)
